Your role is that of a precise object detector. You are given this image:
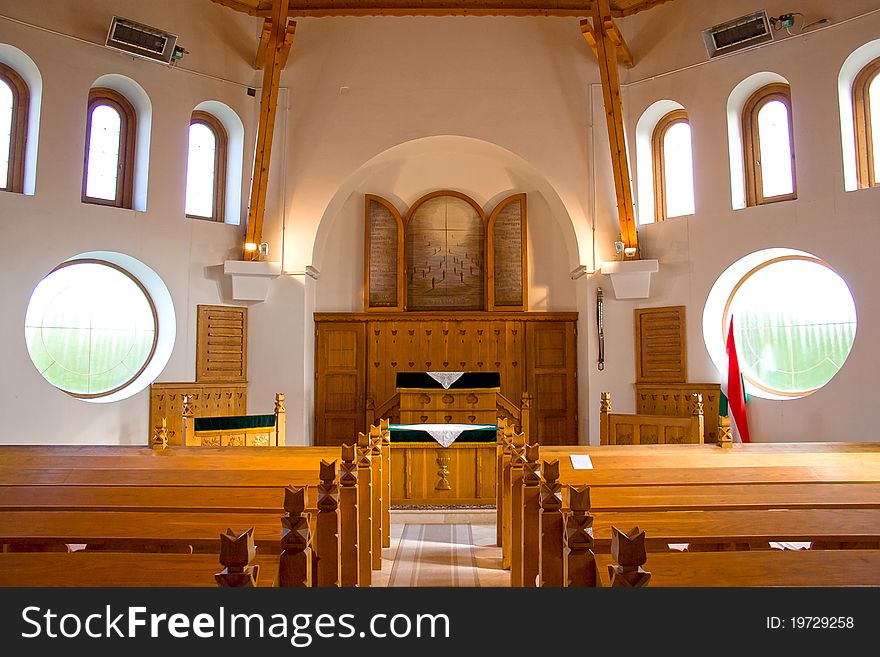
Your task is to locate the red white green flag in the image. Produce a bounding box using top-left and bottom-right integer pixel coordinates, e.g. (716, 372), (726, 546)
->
(725, 315), (751, 443)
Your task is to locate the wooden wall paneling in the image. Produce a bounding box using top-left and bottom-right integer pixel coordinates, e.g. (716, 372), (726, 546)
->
(526, 321), (578, 445)
(487, 193), (527, 311)
(196, 305), (247, 382)
(149, 382), (247, 446)
(634, 306), (687, 383)
(316, 312), (576, 445)
(636, 382), (721, 443)
(315, 322), (365, 446)
(364, 195), (405, 311)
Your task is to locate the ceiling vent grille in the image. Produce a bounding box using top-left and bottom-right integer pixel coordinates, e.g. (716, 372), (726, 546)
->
(702, 10), (773, 58)
(105, 16), (178, 64)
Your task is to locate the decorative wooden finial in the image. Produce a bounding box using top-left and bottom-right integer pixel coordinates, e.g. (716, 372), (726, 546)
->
(319, 460), (339, 510)
(540, 460), (562, 513)
(275, 392), (285, 414)
(279, 486), (311, 587)
(215, 527), (259, 587)
(182, 395), (193, 418)
(523, 444), (541, 486)
(340, 444), (357, 488)
(565, 485), (595, 587)
(151, 418), (168, 449)
(718, 415), (733, 446)
(608, 526), (651, 588)
(510, 431), (527, 466)
(690, 393), (704, 417)
(600, 391), (611, 414)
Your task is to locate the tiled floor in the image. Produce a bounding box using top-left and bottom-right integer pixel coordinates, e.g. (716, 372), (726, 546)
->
(373, 511), (508, 587)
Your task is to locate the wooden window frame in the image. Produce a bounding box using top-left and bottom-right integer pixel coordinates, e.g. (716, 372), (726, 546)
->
(82, 87), (136, 208)
(742, 83), (797, 206)
(186, 110), (228, 222)
(853, 57), (880, 189)
(651, 109), (691, 222)
(0, 62), (29, 194)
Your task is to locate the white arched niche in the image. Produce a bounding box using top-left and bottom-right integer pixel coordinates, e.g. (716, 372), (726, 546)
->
(727, 72), (790, 209)
(0, 44), (42, 195)
(635, 99), (686, 224)
(91, 74), (152, 212)
(193, 100), (245, 225)
(838, 39), (880, 191)
(309, 135), (582, 312)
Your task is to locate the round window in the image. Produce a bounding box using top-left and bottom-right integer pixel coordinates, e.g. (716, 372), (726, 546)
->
(704, 250), (857, 400)
(25, 259), (158, 398)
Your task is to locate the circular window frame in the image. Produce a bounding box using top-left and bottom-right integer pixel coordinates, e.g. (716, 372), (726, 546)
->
(28, 258), (159, 399)
(718, 254), (856, 399)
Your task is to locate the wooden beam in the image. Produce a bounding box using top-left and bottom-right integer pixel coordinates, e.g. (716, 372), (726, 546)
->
(210, 0), (264, 17)
(590, 0), (639, 254)
(254, 19), (272, 70)
(582, 18), (633, 68)
(244, 0), (294, 259)
(213, 1), (677, 19)
(603, 18), (634, 68)
(580, 19), (598, 57)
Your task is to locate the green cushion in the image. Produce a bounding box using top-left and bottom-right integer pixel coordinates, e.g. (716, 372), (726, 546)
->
(193, 414), (276, 432)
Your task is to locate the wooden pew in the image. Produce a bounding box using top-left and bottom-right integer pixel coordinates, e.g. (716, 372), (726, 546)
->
(0, 552), (281, 587)
(181, 392), (286, 447)
(600, 390), (705, 445)
(595, 548), (880, 587)
(0, 438), (386, 586)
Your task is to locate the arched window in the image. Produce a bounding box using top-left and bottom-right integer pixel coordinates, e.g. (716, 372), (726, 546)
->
(742, 83), (796, 205)
(853, 56), (880, 188)
(82, 87), (136, 208)
(185, 110), (227, 221)
(0, 61), (29, 193)
(651, 109), (695, 221)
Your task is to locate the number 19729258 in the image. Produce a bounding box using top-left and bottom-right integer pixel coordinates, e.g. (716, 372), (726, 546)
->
(766, 616), (854, 629)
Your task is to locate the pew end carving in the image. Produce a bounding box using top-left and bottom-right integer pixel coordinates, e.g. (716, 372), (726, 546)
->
(279, 486), (311, 588)
(215, 527), (259, 588)
(607, 526), (652, 588)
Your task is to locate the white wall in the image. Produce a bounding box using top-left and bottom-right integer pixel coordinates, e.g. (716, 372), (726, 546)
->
(586, 0), (880, 443)
(0, 0), (262, 443)
(3, 0), (878, 445)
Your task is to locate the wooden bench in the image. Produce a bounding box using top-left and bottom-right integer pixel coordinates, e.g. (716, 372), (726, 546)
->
(0, 552), (281, 587)
(0, 425), (395, 587)
(499, 442), (880, 587)
(595, 548), (880, 587)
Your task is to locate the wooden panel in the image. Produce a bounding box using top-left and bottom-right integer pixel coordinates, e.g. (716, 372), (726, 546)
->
(390, 442), (495, 506)
(526, 321), (578, 445)
(315, 323), (365, 446)
(636, 382), (721, 443)
(635, 306), (686, 383)
(149, 382), (247, 446)
(316, 312), (577, 445)
(197, 304), (247, 382)
(365, 195), (404, 310)
(602, 413), (701, 446)
(487, 193), (527, 310)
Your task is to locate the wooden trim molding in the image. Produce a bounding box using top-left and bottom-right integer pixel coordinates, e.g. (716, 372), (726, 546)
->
(853, 56), (880, 189)
(0, 62), (28, 194)
(651, 109), (689, 222)
(742, 82), (797, 206)
(82, 87), (137, 208)
(364, 194), (405, 312)
(487, 193), (528, 311)
(186, 110), (228, 222)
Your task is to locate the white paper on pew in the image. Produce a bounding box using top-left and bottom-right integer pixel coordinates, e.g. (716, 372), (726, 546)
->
(569, 454), (593, 470)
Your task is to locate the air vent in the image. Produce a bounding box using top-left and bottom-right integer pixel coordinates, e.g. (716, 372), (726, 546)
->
(106, 16), (178, 64)
(702, 10), (773, 58)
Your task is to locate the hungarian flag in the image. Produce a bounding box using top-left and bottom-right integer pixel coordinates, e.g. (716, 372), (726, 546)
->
(723, 315), (751, 443)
